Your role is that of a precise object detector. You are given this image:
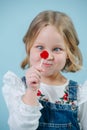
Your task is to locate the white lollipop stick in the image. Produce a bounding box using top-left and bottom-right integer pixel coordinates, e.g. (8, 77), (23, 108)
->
(40, 50), (49, 67)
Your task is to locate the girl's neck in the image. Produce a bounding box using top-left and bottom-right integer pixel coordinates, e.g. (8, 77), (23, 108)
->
(41, 72), (67, 86)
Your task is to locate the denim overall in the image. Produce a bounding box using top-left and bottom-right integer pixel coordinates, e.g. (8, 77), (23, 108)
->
(21, 78), (80, 130)
(37, 80), (80, 130)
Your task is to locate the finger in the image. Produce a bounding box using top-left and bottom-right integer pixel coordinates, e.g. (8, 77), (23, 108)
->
(26, 66), (41, 79)
(34, 65), (45, 72)
(27, 76), (40, 87)
(30, 73), (41, 80)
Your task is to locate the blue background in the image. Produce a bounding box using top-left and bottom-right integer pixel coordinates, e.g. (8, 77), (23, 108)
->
(0, 0), (87, 130)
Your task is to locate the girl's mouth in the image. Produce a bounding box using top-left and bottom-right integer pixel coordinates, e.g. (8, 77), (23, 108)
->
(43, 62), (52, 67)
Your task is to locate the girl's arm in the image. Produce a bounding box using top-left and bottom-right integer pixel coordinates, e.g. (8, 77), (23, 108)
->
(2, 71), (42, 130)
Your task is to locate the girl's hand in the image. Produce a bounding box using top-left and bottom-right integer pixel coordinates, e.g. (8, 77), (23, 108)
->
(25, 65), (44, 91)
(22, 65), (44, 106)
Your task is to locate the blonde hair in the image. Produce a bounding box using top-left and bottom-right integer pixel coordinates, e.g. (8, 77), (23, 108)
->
(21, 10), (83, 72)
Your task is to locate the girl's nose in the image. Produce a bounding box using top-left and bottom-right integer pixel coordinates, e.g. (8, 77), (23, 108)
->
(47, 51), (54, 60)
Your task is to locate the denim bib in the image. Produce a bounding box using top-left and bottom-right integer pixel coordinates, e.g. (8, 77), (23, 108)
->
(37, 80), (80, 130)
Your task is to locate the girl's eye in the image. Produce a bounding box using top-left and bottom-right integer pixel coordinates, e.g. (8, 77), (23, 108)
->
(53, 48), (62, 52)
(36, 45), (44, 50)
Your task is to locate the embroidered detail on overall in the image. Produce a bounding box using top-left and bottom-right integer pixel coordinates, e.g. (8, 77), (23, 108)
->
(37, 80), (80, 130)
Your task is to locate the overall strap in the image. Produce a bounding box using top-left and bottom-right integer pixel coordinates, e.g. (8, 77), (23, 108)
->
(68, 80), (78, 101)
(21, 76), (27, 88)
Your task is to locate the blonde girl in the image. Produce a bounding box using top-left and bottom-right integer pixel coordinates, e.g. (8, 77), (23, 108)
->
(3, 10), (87, 130)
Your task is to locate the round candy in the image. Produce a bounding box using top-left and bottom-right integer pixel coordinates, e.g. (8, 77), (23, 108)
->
(40, 50), (49, 59)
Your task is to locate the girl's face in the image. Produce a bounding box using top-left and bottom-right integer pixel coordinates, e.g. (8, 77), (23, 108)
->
(29, 25), (67, 77)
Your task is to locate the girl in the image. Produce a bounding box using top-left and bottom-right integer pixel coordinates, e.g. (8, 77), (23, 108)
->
(2, 10), (87, 130)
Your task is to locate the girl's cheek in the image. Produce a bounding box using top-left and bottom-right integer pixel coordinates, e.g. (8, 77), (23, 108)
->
(30, 54), (40, 65)
(54, 58), (60, 64)
(54, 56), (66, 65)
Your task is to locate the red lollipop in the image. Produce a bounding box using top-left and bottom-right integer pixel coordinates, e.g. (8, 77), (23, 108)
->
(40, 50), (49, 59)
(40, 50), (49, 66)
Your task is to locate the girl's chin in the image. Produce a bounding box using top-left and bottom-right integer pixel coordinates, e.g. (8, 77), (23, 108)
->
(41, 71), (53, 77)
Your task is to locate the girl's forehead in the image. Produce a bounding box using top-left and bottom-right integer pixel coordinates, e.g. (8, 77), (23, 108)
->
(33, 25), (65, 48)
(35, 26), (63, 40)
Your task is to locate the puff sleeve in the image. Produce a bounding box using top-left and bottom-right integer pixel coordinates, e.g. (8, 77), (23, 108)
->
(78, 81), (87, 130)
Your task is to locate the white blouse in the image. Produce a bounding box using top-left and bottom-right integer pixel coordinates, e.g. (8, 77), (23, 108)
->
(2, 71), (87, 130)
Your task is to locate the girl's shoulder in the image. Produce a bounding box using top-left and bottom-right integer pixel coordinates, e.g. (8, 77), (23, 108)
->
(3, 71), (22, 85)
(3, 71), (25, 91)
